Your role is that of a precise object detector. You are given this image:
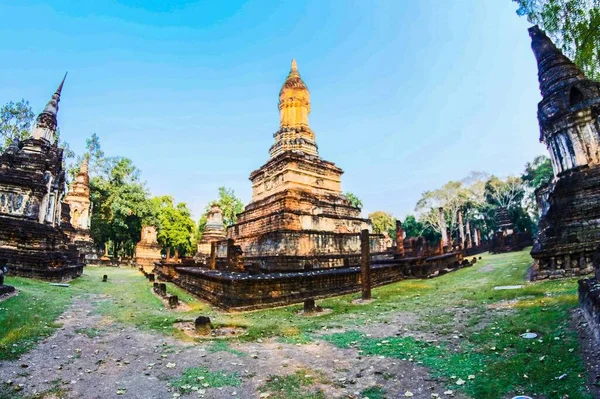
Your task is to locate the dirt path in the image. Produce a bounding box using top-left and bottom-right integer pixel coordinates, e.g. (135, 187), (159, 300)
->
(0, 296), (467, 399)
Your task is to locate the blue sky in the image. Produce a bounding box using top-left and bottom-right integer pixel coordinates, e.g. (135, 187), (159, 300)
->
(0, 0), (544, 220)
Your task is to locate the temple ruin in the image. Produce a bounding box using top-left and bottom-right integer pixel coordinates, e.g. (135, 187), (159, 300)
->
(528, 26), (599, 280)
(154, 61), (470, 310)
(0, 75), (83, 281)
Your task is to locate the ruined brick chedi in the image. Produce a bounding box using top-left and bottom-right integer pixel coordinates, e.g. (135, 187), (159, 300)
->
(135, 225), (162, 271)
(226, 60), (384, 271)
(0, 75), (83, 280)
(196, 203), (226, 257)
(529, 26), (600, 280)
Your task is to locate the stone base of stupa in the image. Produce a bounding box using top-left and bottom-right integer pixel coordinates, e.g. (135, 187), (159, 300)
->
(531, 166), (600, 280)
(0, 217), (83, 281)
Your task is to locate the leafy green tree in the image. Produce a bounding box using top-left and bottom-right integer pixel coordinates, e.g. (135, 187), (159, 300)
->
(415, 181), (471, 236)
(402, 214), (440, 244)
(484, 175), (533, 233)
(213, 187), (244, 227)
(345, 192), (363, 209)
(0, 100), (34, 151)
(515, 0), (600, 79)
(196, 214), (208, 241)
(369, 211), (396, 240)
(522, 155), (553, 190)
(90, 157), (151, 258)
(402, 215), (423, 238)
(521, 155), (554, 227)
(151, 196), (195, 257)
(0, 100), (74, 175)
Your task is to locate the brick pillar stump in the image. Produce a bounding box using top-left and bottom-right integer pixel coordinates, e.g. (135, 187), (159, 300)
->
(158, 283), (167, 297)
(304, 298), (316, 313)
(360, 229), (372, 300)
(168, 295), (179, 308)
(194, 316), (212, 335)
(210, 242), (217, 270)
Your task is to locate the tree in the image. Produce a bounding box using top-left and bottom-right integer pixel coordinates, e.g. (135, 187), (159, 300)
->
(484, 176), (526, 209)
(521, 155), (554, 226)
(484, 175), (534, 233)
(345, 192), (363, 209)
(196, 214), (208, 241)
(403, 215), (423, 238)
(415, 181), (471, 235)
(514, 0), (600, 79)
(212, 187), (244, 227)
(90, 157), (151, 258)
(0, 100), (34, 151)
(369, 211), (396, 240)
(522, 155), (553, 190)
(151, 196), (195, 257)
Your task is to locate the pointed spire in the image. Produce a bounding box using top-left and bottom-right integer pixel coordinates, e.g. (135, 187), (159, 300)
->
(80, 155), (89, 175)
(42, 72), (67, 115)
(31, 74), (68, 141)
(529, 25), (585, 97)
(56, 71), (68, 97)
(288, 58), (300, 79)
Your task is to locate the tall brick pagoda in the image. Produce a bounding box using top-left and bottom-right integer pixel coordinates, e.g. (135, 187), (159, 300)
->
(529, 26), (600, 280)
(0, 74), (83, 280)
(227, 60), (383, 271)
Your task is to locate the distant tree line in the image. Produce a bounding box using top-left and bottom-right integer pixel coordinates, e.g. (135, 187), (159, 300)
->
(351, 155), (553, 246)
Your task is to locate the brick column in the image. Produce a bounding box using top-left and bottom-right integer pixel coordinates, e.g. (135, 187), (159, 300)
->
(360, 229), (372, 300)
(209, 242), (217, 270)
(395, 220), (405, 256)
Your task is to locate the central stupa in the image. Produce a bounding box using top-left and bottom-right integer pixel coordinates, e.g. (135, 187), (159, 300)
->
(227, 60), (382, 271)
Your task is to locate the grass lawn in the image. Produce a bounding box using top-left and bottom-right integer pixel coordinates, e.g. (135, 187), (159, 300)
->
(0, 248), (594, 398)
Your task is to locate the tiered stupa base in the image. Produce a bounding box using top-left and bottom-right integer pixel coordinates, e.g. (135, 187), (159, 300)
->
(229, 203), (384, 270)
(531, 166), (600, 280)
(0, 217), (83, 281)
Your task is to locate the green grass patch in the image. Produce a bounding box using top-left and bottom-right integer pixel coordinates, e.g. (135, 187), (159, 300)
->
(0, 277), (75, 360)
(169, 366), (241, 393)
(258, 369), (326, 399)
(74, 327), (102, 338)
(205, 340), (246, 357)
(361, 386), (386, 399)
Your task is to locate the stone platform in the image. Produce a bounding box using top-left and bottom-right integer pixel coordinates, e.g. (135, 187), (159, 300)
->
(155, 252), (466, 311)
(0, 217), (83, 281)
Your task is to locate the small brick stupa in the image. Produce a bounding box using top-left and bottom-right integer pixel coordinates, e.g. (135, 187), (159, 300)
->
(0, 74), (83, 280)
(528, 26), (599, 280)
(64, 156), (96, 262)
(135, 225), (162, 271)
(196, 203), (226, 257)
(227, 60), (384, 271)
